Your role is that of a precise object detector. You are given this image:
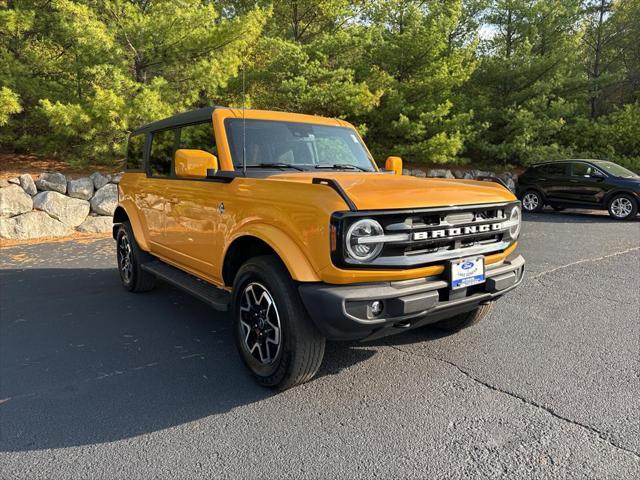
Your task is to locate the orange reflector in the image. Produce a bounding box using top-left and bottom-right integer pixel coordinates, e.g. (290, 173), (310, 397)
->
(330, 225), (337, 252)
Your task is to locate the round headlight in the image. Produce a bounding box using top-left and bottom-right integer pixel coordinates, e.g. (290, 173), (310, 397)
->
(509, 205), (521, 240)
(345, 219), (384, 262)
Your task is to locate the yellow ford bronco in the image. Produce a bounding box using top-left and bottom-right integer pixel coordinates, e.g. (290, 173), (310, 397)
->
(114, 106), (525, 389)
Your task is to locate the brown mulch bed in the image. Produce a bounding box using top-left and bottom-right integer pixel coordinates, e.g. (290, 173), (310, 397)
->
(0, 153), (123, 180)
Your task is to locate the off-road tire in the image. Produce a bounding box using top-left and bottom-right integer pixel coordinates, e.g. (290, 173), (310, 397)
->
(521, 190), (544, 213)
(115, 222), (156, 292)
(607, 193), (638, 221)
(232, 255), (325, 390)
(433, 303), (493, 333)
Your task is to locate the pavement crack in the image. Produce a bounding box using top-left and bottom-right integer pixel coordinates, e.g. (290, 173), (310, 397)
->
(384, 342), (640, 460)
(531, 247), (640, 280)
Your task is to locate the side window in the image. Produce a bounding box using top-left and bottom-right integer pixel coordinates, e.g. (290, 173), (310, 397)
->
(542, 163), (567, 177)
(149, 129), (176, 177)
(126, 133), (145, 170)
(179, 122), (216, 155)
(572, 163), (593, 177)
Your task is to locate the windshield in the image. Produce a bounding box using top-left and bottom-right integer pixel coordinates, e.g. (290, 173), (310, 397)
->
(592, 160), (638, 178)
(225, 119), (375, 171)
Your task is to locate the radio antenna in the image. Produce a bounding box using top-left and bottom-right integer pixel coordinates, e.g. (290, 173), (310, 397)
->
(241, 52), (247, 176)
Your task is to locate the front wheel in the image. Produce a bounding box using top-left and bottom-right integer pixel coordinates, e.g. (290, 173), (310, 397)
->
(432, 303), (493, 333)
(607, 194), (638, 220)
(232, 255), (325, 390)
(521, 190), (544, 213)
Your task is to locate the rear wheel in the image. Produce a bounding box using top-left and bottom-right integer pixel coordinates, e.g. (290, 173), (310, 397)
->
(607, 193), (638, 220)
(232, 255), (325, 390)
(522, 190), (544, 213)
(433, 303), (493, 332)
(116, 222), (155, 292)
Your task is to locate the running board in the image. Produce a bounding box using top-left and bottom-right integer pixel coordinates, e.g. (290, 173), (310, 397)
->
(141, 260), (230, 311)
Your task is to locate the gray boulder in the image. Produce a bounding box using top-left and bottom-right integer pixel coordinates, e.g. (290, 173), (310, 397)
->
(452, 170), (465, 179)
(35, 172), (67, 194)
(498, 173), (517, 192)
(402, 169), (412, 176)
(67, 177), (94, 200)
(0, 211), (72, 240)
(426, 169), (455, 179)
(412, 169), (426, 178)
(109, 172), (123, 184)
(33, 191), (90, 227)
(0, 184), (33, 217)
(91, 172), (110, 190)
(19, 174), (37, 196)
(76, 216), (113, 233)
(90, 183), (118, 216)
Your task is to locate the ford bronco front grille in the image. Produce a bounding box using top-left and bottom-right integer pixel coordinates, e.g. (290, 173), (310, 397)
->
(331, 202), (519, 269)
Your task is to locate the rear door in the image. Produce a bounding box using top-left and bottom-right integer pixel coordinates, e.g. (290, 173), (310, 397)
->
(536, 163), (570, 201)
(138, 128), (178, 250)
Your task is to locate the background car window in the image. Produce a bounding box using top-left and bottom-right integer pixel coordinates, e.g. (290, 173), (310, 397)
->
(149, 129), (176, 177)
(572, 163), (593, 177)
(179, 122), (216, 155)
(540, 163), (567, 176)
(126, 133), (145, 170)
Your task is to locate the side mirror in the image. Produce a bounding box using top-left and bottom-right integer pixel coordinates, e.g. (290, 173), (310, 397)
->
(590, 170), (605, 180)
(175, 149), (218, 178)
(385, 156), (403, 175)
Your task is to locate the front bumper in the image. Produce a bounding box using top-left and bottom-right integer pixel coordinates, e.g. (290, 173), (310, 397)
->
(298, 255), (525, 341)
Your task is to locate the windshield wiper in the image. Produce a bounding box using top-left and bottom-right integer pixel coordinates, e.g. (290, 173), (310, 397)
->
(315, 163), (368, 172)
(245, 163), (304, 171)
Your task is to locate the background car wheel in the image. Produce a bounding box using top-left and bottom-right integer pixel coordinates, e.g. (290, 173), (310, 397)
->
(522, 190), (544, 213)
(232, 255), (325, 390)
(116, 222), (156, 292)
(432, 303), (493, 332)
(607, 194), (638, 220)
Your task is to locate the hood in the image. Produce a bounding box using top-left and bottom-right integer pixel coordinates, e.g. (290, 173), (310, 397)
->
(268, 172), (516, 210)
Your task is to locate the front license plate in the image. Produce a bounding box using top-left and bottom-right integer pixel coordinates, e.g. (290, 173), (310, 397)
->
(450, 256), (485, 290)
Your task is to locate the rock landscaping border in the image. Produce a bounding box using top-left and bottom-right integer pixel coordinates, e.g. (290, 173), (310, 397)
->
(1, 171), (121, 240)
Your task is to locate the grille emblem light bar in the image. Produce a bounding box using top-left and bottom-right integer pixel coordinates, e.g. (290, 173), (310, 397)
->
(413, 223), (502, 240)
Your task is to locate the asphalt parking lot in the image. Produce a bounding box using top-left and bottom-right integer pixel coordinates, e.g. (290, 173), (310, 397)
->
(1, 210), (639, 479)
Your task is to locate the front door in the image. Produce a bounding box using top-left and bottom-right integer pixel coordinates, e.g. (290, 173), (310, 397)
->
(161, 121), (226, 284)
(560, 162), (608, 205)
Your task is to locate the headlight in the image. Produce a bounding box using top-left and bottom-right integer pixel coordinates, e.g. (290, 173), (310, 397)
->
(345, 218), (384, 262)
(508, 205), (521, 240)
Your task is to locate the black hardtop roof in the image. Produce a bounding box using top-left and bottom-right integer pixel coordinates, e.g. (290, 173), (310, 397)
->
(130, 106), (218, 135)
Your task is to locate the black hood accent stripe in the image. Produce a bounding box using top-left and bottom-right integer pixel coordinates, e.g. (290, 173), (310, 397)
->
(312, 177), (357, 211)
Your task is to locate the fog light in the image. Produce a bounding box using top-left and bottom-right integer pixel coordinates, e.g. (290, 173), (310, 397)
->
(368, 300), (384, 318)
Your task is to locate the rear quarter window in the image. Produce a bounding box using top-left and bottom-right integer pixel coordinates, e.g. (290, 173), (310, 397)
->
(126, 133), (145, 171)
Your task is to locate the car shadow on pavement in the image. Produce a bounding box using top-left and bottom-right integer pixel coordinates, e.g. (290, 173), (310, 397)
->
(523, 210), (640, 223)
(0, 268), (375, 452)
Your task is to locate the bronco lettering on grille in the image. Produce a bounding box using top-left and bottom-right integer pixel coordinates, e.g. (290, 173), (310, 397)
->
(412, 223), (502, 241)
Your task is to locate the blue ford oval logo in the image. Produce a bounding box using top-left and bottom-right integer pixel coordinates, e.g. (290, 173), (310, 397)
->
(461, 261), (474, 270)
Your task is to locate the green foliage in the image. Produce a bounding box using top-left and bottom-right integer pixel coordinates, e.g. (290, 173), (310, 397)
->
(0, 0), (638, 168)
(0, 86), (22, 126)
